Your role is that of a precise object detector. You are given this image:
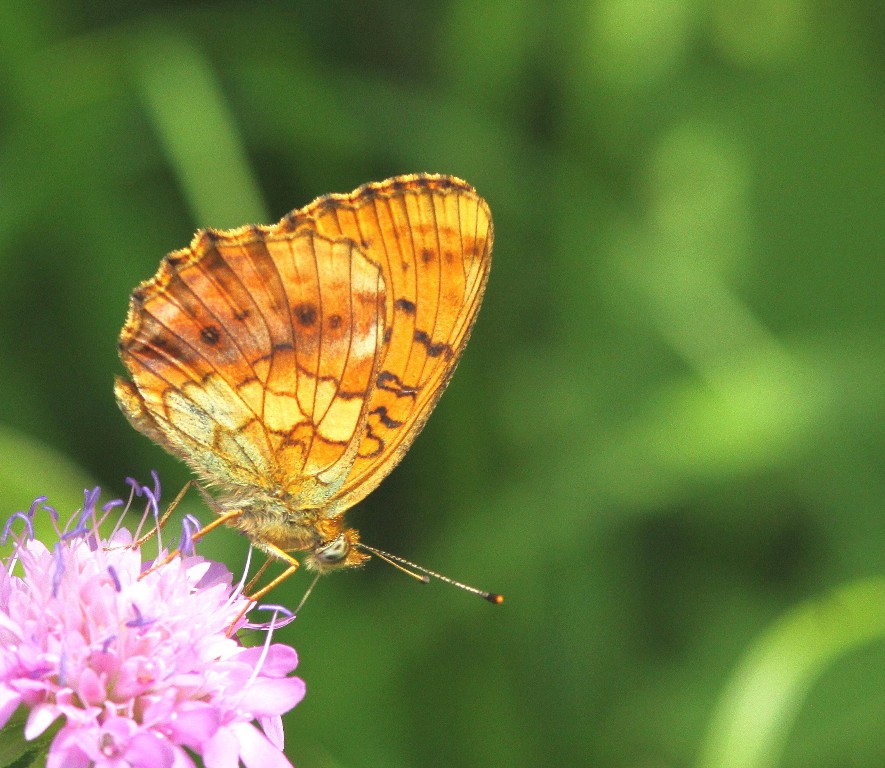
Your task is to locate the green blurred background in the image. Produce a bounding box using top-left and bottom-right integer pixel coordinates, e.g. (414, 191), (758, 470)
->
(1, 1), (883, 766)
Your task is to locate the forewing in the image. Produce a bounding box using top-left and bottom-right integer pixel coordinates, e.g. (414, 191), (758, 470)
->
(116, 227), (385, 506)
(281, 174), (493, 511)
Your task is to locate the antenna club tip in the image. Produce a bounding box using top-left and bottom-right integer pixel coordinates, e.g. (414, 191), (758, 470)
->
(487, 593), (505, 605)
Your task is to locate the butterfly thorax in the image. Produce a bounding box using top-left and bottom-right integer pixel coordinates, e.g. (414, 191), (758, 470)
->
(220, 488), (368, 572)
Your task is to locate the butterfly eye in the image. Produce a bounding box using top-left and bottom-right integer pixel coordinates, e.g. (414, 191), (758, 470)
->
(315, 534), (350, 564)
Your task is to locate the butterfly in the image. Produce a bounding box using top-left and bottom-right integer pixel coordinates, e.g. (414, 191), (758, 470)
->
(115, 174), (494, 596)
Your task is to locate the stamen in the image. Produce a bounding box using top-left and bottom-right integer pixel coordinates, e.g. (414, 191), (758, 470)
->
(84, 486), (101, 516)
(246, 605), (295, 667)
(122, 480), (143, 539)
(245, 603), (296, 631)
(126, 476), (160, 545)
(149, 470), (161, 507)
(58, 648), (67, 688)
(178, 514), (202, 555)
(52, 542), (65, 597)
(125, 604), (155, 630)
(2, 512), (34, 544)
(232, 546), (256, 600)
(26, 496), (47, 517)
(107, 565), (122, 592)
(62, 487), (101, 540)
(140, 485), (159, 522)
(108, 482), (137, 540)
(29, 496), (58, 524)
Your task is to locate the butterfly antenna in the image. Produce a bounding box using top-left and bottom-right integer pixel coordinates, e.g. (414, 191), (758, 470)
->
(365, 547), (430, 583)
(357, 543), (504, 604)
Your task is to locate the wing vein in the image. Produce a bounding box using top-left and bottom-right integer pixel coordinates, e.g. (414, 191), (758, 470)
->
(132, 308), (266, 479)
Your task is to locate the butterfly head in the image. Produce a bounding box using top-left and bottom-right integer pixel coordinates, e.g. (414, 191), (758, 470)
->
(305, 526), (369, 573)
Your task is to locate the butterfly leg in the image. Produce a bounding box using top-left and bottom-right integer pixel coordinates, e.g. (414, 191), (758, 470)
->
(244, 542), (301, 603)
(244, 555), (274, 594)
(225, 543), (301, 634)
(137, 508), (244, 581)
(130, 480), (193, 548)
(103, 480), (193, 554)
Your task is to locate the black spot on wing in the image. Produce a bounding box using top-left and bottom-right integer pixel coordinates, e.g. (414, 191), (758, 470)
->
(370, 406), (404, 429)
(413, 329), (452, 359)
(293, 303), (318, 327)
(376, 371), (418, 399)
(200, 325), (220, 345)
(394, 297), (417, 314)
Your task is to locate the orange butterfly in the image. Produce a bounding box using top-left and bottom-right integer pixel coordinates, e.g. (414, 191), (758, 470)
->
(115, 174), (495, 599)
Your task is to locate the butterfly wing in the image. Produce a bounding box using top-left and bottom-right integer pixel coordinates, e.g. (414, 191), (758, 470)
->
(116, 227), (386, 508)
(281, 174), (493, 512)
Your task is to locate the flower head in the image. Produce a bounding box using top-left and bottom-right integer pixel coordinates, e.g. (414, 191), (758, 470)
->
(0, 481), (305, 768)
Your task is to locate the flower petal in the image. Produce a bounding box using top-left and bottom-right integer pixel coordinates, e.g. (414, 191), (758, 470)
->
(77, 666), (106, 706)
(126, 729), (175, 768)
(259, 716), (284, 750)
(237, 677), (306, 716)
(171, 745), (198, 768)
(230, 722), (293, 768)
(47, 727), (91, 768)
(24, 702), (61, 739)
(203, 726), (241, 768)
(166, 703), (220, 749)
(235, 645), (299, 677)
(0, 687), (22, 728)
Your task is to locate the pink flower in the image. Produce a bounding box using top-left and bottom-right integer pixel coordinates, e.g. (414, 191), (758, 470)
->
(0, 482), (305, 768)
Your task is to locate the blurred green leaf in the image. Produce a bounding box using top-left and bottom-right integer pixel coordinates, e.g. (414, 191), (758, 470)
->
(0, 423), (94, 523)
(698, 578), (885, 768)
(130, 23), (269, 228)
(0, 707), (57, 768)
